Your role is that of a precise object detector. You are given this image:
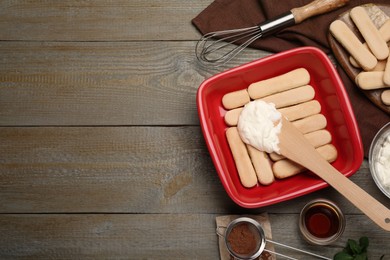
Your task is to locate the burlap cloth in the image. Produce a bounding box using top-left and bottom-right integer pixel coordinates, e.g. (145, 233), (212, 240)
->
(216, 214), (276, 260)
(192, 0), (390, 157)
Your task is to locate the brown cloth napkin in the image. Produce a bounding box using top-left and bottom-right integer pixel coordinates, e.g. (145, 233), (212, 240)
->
(192, 0), (390, 157)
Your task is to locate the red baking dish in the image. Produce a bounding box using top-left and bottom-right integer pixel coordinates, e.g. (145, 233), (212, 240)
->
(196, 47), (363, 208)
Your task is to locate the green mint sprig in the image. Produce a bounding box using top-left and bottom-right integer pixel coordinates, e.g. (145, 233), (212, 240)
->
(334, 237), (369, 260)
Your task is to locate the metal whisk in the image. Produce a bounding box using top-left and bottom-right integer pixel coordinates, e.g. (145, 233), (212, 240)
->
(195, 0), (349, 66)
(195, 16), (294, 66)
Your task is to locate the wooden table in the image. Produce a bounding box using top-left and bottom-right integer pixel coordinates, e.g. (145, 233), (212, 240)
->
(0, 1), (389, 259)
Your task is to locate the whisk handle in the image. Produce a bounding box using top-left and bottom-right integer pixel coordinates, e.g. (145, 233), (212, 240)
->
(291, 0), (349, 24)
(259, 12), (295, 37)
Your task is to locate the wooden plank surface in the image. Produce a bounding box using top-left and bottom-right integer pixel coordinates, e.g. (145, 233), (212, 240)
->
(1, 126), (389, 214)
(0, 0), (208, 41)
(0, 42), (268, 126)
(1, 0), (389, 259)
(0, 214), (389, 259)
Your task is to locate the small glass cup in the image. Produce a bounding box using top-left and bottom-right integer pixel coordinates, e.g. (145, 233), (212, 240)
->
(299, 199), (345, 245)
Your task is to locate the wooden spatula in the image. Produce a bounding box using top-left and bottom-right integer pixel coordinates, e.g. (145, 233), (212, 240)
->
(278, 117), (390, 231)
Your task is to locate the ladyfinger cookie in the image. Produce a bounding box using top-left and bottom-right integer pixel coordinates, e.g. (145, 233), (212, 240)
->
(384, 47), (390, 86)
(292, 113), (327, 134)
(269, 114), (327, 162)
(303, 129), (332, 147)
(355, 71), (388, 90)
(226, 127), (258, 188)
(261, 85), (315, 109)
(349, 20), (390, 68)
(222, 89), (250, 110)
(350, 55), (387, 71)
(278, 100), (321, 122)
(330, 20), (377, 71)
(224, 107), (243, 126)
(380, 20), (390, 42)
(273, 144), (338, 179)
(224, 100), (321, 127)
(247, 145), (275, 185)
(350, 7), (389, 60)
(381, 89), (390, 105)
(269, 129), (332, 161)
(248, 68), (310, 99)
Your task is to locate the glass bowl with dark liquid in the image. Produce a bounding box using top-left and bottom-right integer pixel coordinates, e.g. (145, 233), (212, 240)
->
(299, 199), (345, 245)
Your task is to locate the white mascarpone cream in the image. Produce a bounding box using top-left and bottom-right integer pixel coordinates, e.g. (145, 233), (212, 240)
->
(237, 100), (282, 154)
(375, 135), (390, 190)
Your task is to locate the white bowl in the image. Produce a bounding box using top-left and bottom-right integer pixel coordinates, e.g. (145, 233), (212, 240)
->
(369, 122), (390, 199)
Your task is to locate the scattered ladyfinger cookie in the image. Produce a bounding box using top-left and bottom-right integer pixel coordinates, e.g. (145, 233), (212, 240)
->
(355, 71), (389, 90)
(331, 5), (390, 106)
(384, 48), (390, 86)
(350, 6), (389, 60)
(381, 89), (390, 105)
(349, 20), (390, 68)
(381, 20), (390, 42)
(350, 55), (387, 71)
(330, 19), (377, 71)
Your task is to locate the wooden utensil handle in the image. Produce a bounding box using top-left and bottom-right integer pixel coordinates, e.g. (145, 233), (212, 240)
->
(295, 149), (390, 230)
(304, 152), (390, 231)
(279, 117), (390, 231)
(291, 0), (349, 24)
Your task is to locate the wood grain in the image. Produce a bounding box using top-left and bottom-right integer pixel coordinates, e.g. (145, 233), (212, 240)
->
(0, 214), (220, 259)
(0, 42), (268, 126)
(0, 0), (210, 41)
(0, 42), (201, 125)
(1, 127), (389, 214)
(0, 0), (389, 258)
(0, 214), (388, 259)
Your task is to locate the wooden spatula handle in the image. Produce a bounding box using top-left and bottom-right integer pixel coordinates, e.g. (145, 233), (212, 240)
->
(279, 117), (390, 231)
(317, 162), (390, 231)
(291, 0), (349, 24)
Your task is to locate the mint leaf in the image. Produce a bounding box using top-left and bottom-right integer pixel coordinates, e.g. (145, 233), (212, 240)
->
(334, 252), (354, 260)
(347, 239), (362, 254)
(354, 252), (367, 260)
(359, 236), (369, 252)
(334, 237), (371, 260)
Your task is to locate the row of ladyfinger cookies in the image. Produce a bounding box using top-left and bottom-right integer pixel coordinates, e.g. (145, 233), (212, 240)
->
(222, 68), (338, 188)
(330, 6), (390, 105)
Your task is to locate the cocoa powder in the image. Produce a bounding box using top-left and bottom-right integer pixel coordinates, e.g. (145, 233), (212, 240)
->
(227, 222), (258, 256)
